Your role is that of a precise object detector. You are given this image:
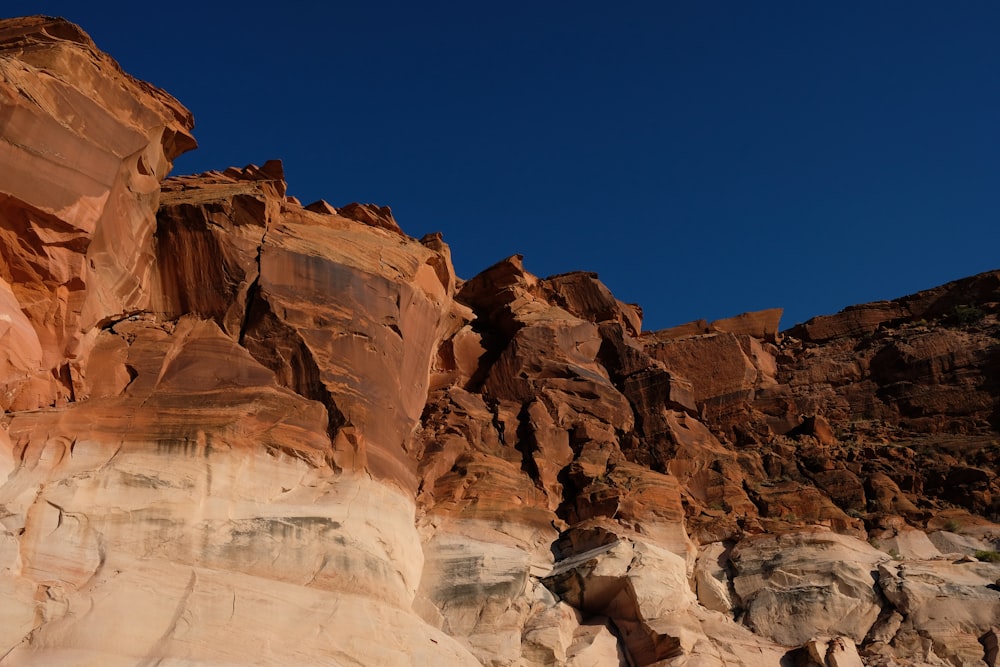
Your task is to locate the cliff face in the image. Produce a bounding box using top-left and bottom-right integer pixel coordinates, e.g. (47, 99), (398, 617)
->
(1, 17), (998, 667)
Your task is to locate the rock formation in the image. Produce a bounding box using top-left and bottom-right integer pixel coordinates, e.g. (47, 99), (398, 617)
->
(2, 15), (999, 667)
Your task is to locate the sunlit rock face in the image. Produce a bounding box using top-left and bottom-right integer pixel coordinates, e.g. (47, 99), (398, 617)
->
(730, 530), (887, 646)
(151, 161), (462, 490)
(0, 16), (196, 411)
(0, 328), (472, 664)
(0, 16), (475, 666)
(3, 15), (1000, 667)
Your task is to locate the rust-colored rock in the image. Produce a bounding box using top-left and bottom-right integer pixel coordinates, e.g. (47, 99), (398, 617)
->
(0, 16), (195, 410)
(337, 201), (406, 235)
(788, 301), (910, 343)
(540, 271), (643, 336)
(152, 162), (461, 490)
(787, 270), (1000, 342)
(642, 330), (763, 421)
(3, 15), (1000, 667)
(654, 307), (782, 342)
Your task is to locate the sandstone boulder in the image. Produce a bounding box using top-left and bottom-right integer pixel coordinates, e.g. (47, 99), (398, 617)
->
(694, 542), (735, 614)
(802, 636), (864, 667)
(542, 527), (695, 664)
(730, 530), (887, 646)
(878, 558), (1000, 666)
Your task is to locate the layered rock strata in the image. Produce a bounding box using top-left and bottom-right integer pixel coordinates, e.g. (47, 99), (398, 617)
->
(2, 16), (1000, 667)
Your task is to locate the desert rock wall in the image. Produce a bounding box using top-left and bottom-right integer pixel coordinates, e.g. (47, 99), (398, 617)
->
(0, 16), (195, 411)
(1, 16), (999, 667)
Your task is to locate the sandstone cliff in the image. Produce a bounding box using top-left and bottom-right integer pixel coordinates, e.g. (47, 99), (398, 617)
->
(1, 16), (998, 667)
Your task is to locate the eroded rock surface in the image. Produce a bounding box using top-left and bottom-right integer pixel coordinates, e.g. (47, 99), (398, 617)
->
(2, 15), (1000, 667)
(0, 16), (195, 411)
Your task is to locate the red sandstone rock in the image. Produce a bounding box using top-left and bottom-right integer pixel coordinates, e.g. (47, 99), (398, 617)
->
(0, 16), (195, 411)
(337, 202), (406, 235)
(539, 271), (643, 336)
(788, 301), (910, 343)
(154, 163), (462, 490)
(653, 307), (783, 342)
(3, 16), (1000, 667)
(642, 331), (762, 421)
(787, 270), (1000, 342)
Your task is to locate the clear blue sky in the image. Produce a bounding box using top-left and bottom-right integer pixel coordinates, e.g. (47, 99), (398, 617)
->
(7, 2), (999, 331)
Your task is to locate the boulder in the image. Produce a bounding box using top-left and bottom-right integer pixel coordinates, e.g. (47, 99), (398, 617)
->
(730, 530), (887, 646)
(694, 542), (734, 614)
(878, 558), (1000, 665)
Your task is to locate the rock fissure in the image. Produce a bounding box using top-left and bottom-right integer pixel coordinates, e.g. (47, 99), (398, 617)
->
(236, 228), (266, 347)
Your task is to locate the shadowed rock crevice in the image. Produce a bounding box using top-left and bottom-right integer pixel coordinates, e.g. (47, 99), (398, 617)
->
(239, 289), (347, 444)
(237, 260), (262, 347)
(541, 530), (694, 666)
(454, 256), (532, 392)
(512, 402), (540, 480)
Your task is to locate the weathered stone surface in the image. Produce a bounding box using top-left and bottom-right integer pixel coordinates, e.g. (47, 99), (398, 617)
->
(153, 162), (461, 490)
(540, 270), (643, 336)
(877, 558), (1000, 666)
(0, 16), (195, 410)
(4, 15), (1000, 667)
(710, 308), (784, 341)
(338, 201), (405, 235)
(869, 525), (942, 560)
(983, 627), (1000, 667)
(643, 331), (759, 419)
(788, 271), (1000, 342)
(694, 542), (734, 614)
(788, 302), (910, 343)
(519, 599), (580, 665)
(730, 530), (887, 646)
(416, 519), (552, 665)
(802, 636), (864, 667)
(0, 316), (478, 665)
(566, 619), (628, 666)
(654, 308), (783, 343)
(0, 277), (43, 406)
(927, 529), (997, 557)
(543, 529), (694, 665)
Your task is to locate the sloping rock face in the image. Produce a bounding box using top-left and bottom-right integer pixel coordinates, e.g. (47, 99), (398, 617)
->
(2, 16), (1000, 667)
(0, 16), (196, 411)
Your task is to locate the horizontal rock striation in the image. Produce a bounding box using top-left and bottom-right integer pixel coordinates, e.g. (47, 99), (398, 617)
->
(1, 15), (999, 667)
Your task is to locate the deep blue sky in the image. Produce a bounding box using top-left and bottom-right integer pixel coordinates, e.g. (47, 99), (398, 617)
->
(8, 2), (1000, 331)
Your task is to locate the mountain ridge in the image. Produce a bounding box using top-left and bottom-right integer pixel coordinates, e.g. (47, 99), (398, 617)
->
(1, 16), (998, 667)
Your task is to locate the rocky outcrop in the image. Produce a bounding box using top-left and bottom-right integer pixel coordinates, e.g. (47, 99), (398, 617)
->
(874, 558), (1000, 666)
(653, 307), (783, 342)
(0, 16), (195, 411)
(0, 17), (475, 665)
(730, 531), (887, 646)
(787, 271), (1000, 343)
(2, 15), (1000, 667)
(152, 162), (462, 489)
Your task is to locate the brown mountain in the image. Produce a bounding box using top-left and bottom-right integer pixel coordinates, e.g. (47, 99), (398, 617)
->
(1, 16), (998, 667)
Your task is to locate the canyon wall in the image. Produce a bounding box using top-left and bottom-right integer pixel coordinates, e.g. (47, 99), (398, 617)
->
(1, 17), (998, 667)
